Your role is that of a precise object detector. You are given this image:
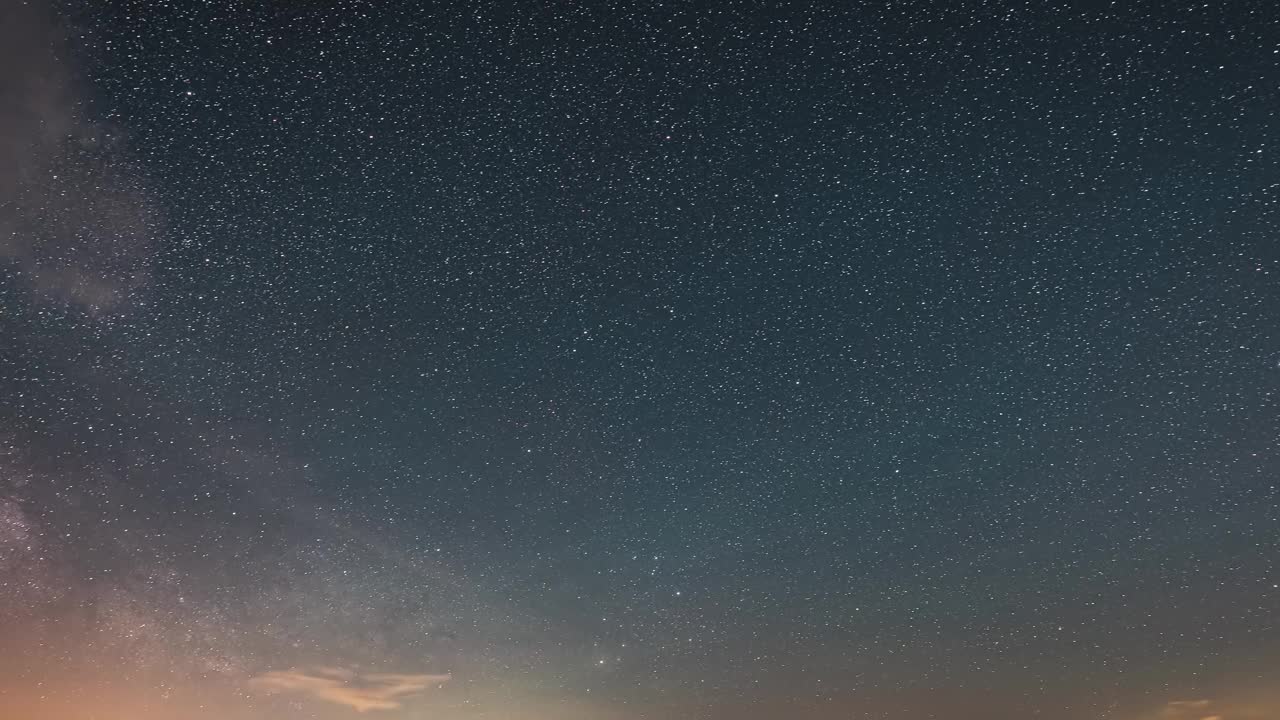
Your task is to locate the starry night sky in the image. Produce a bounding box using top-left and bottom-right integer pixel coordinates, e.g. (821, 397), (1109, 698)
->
(1, 0), (1278, 719)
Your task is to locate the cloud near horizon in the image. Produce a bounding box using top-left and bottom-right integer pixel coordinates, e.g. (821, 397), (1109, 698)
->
(250, 667), (451, 712)
(1136, 691), (1280, 720)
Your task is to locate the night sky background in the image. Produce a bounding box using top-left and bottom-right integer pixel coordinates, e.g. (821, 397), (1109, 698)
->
(2, 0), (1279, 718)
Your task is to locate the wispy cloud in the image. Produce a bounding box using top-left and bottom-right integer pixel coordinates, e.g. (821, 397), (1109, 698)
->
(1135, 692), (1280, 720)
(250, 667), (451, 712)
(1163, 699), (1213, 717)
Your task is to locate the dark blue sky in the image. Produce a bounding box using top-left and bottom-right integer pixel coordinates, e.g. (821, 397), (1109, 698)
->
(1, 1), (1277, 719)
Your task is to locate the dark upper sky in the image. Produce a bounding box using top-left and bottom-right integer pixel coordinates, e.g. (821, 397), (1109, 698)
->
(1, 0), (1277, 718)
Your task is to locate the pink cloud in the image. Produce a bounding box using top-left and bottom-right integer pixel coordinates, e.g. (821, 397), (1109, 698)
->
(250, 666), (451, 712)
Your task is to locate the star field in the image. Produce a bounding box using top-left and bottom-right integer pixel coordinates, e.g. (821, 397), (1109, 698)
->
(1, 1), (1278, 719)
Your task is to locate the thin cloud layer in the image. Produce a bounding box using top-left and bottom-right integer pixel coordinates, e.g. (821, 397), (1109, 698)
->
(250, 667), (451, 712)
(1131, 691), (1280, 720)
